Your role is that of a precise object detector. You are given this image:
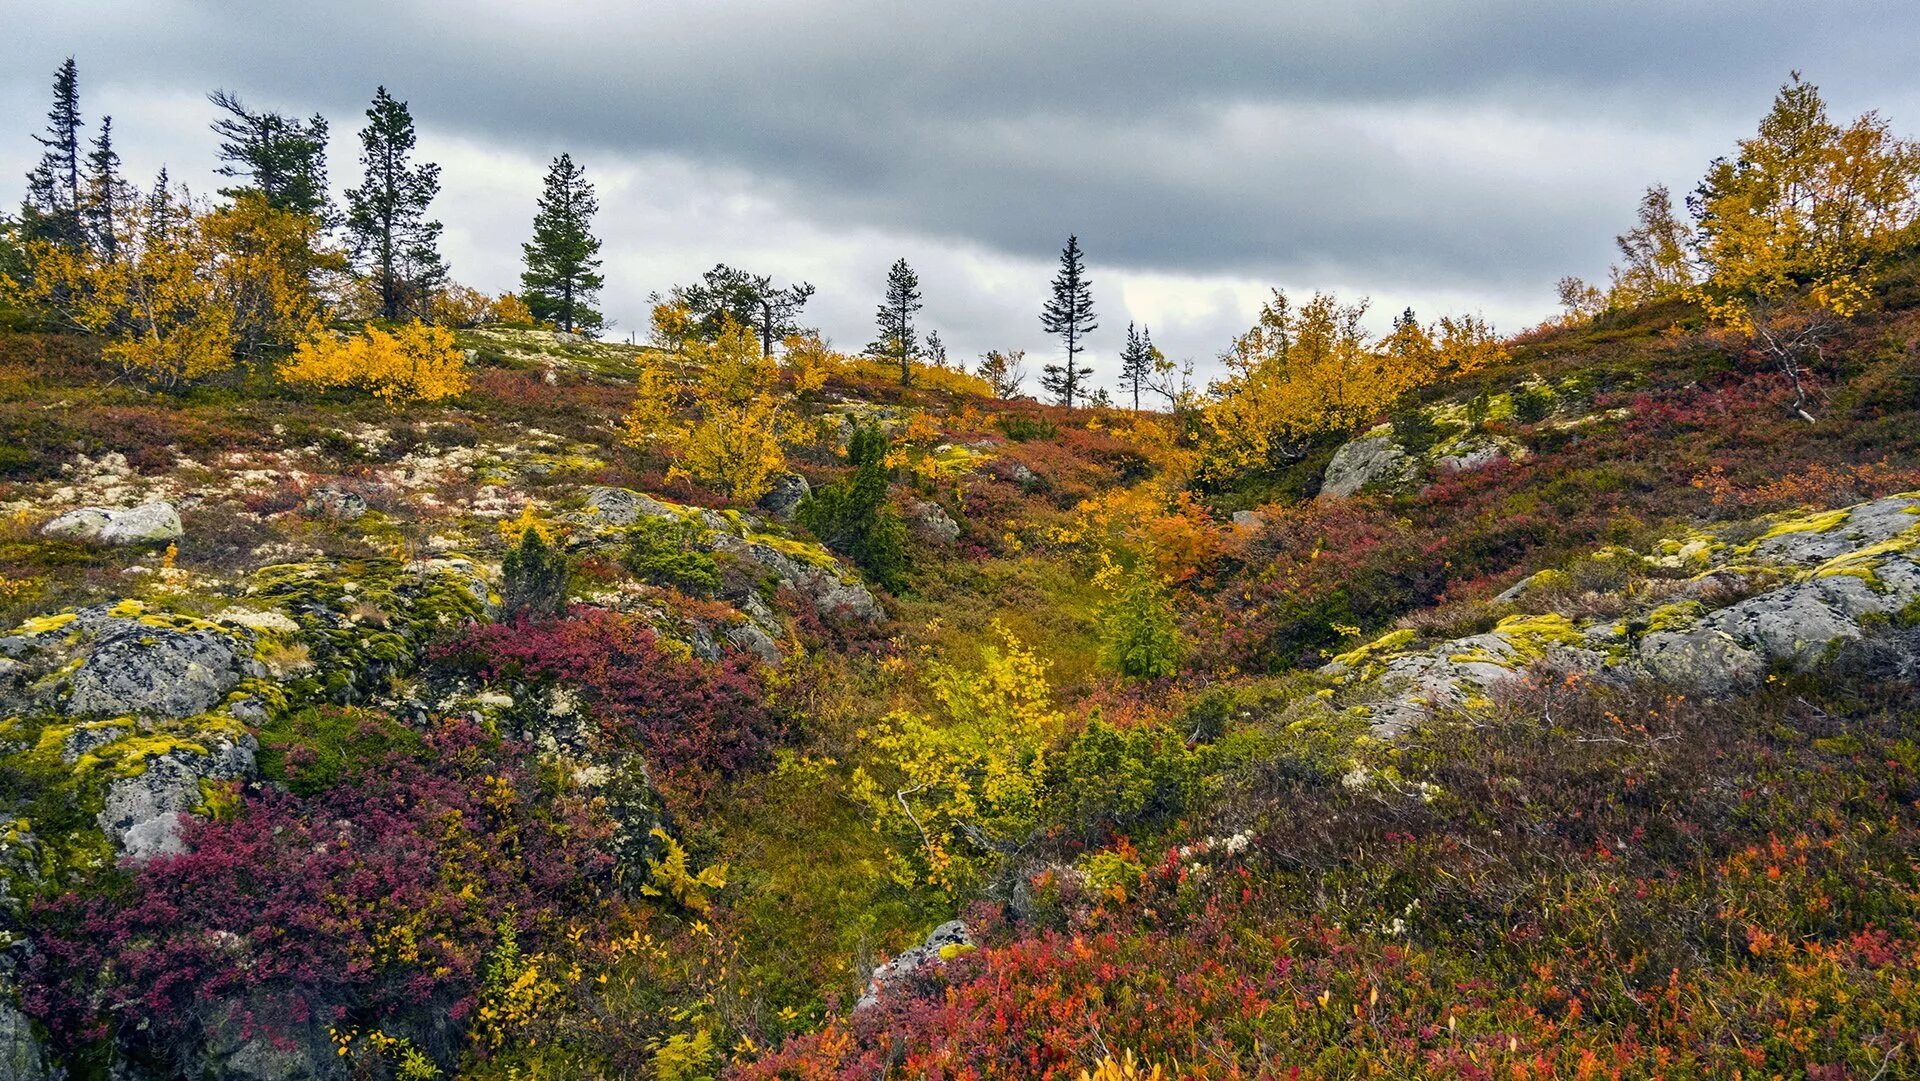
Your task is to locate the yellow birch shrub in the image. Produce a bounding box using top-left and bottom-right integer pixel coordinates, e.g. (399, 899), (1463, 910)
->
(851, 623), (1065, 893)
(1196, 290), (1498, 486)
(281, 321), (469, 403)
(9, 184), (237, 386)
(623, 316), (791, 502)
(201, 191), (339, 355)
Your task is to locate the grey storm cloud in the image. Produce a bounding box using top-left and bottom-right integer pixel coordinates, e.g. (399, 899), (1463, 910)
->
(6, 0), (1920, 381)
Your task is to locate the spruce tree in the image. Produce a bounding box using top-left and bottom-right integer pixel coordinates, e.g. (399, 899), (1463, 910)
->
(1118, 321), (1156, 411)
(22, 58), (84, 250)
(520, 153), (605, 334)
(925, 329), (948, 369)
(82, 116), (129, 260)
(1039, 234), (1096, 408)
(344, 87), (446, 321)
(872, 257), (923, 385)
(209, 89), (332, 218)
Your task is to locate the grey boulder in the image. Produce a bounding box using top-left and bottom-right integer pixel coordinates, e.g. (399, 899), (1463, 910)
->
(98, 731), (257, 859)
(1319, 434), (1411, 500)
(41, 502), (183, 546)
(67, 627), (252, 720)
(756, 472), (811, 521)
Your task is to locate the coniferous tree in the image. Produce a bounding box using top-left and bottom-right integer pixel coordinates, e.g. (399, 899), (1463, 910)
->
(925, 329), (948, 369)
(872, 257), (923, 385)
(344, 87), (445, 321)
(22, 59), (84, 250)
(670, 264), (814, 356)
(799, 421), (908, 591)
(1118, 321), (1158, 411)
(1039, 234), (1096, 408)
(82, 116), (129, 261)
(520, 153), (605, 334)
(209, 90), (332, 218)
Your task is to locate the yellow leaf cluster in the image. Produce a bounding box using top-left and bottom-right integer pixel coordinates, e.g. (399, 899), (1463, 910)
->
(1196, 290), (1503, 485)
(280, 321), (469, 403)
(782, 332), (843, 395)
(1081, 1051), (1171, 1081)
(851, 623), (1064, 893)
(9, 186), (237, 386)
(623, 316), (793, 502)
(640, 826), (729, 915)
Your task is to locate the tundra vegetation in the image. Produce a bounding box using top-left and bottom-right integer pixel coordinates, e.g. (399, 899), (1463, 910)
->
(3, 64), (1920, 1081)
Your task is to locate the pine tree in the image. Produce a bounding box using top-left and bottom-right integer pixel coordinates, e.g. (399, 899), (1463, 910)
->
(1039, 234), (1096, 408)
(209, 89), (332, 218)
(1118, 321), (1157, 411)
(671, 264), (814, 356)
(873, 257), (923, 385)
(22, 58), (84, 250)
(344, 87), (446, 321)
(82, 116), (130, 261)
(520, 153), (605, 334)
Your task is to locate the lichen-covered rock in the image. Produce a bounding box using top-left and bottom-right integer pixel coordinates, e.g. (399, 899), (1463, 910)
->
(41, 502), (183, 546)
(0, 980), (58, 1081)
(908, 500), (961, 544)
(712, 533), (885, 623)
(1327, 494), (1920, 734)
(67, 627), (253, 720)
(97, 729), (257, 859)
(1319, 433), (1411, 500)
(857, 919), (973, 1011)
(583, 486), (678, 527)
(756, 472), (811, 521)
(1430, 433), (1527, 474)
(1637, 626), (1767, 695)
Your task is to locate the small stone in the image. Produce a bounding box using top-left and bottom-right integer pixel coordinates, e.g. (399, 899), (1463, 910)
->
(303, 486), (369, 520)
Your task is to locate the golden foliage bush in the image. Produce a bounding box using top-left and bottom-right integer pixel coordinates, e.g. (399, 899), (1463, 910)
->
(1196, 290), (1502, 485)
(9, 184), (238, 386)
(624, 316), (792, 501)
(280, 321), (469, 403)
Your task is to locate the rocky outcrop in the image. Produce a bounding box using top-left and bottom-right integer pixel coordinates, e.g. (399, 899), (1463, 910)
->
(856, 919), (973, 1011)
(0, 603), (264, 723)
(67, 627), (252, 720)
(41, 502), (183, 546)
(1319, 433), (1411, 500)
(756, 472), (811, 521)
(579, 487), (885, 624)
(0, 982), (58, 1081)
(97, 731), (257, 859)
(1324, 494), (1920, 735)
(584, 486), (683, 527)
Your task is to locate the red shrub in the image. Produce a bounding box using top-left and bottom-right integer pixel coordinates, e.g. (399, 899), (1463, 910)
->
(24, 720), (613, 1051)
(438, 609), (783, 808)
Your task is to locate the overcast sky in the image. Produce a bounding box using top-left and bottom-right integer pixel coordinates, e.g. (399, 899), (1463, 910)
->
(6, 1), (1919, 390)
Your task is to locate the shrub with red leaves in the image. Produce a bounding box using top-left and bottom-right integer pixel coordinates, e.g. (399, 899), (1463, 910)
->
(438, 609), (783, 808)
(23, 719), (613, 1058)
